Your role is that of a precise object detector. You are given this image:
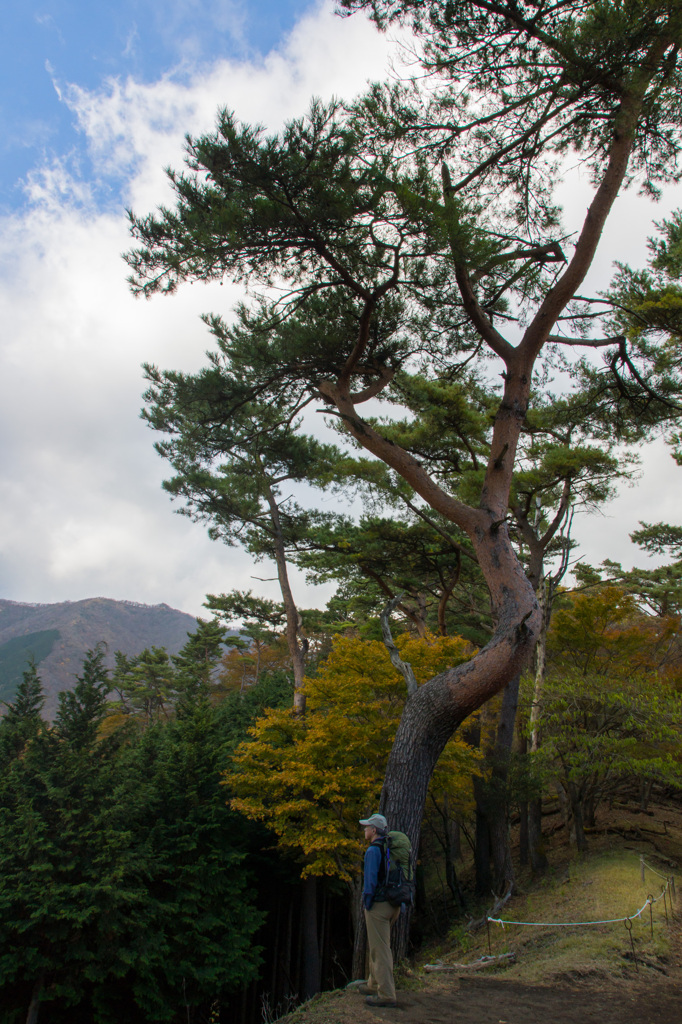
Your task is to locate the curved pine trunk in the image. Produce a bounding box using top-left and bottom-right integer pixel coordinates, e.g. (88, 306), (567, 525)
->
(380, 526), (539, 845)
(378, 524), (539, 957)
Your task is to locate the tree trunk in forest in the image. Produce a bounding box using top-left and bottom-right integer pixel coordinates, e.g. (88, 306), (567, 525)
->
(26, 975), (44, 1024)
(528, 580), (549, 872)
(349, 877), (367, 980)
(391, 908), (410, 965)
(473, 777), (493, 897)
(583, 793), (596, 829)
(490, 673), (520, 893)
(450, 816), (462, 861)
(490, 810), (514, 895)
(265, 485), (307, 715)
(472, 674), (520, 895)
(445, 855), (466, 911)
(519, 799), (529, 866)
(284, 894), (294, 998)
(516, 730), (529, 865)
(528, 799), (547, 870)
(318, 886), (328, 986)
(253, 640), (261, 689)
(442, 819), (466, 910)
(437, 562), (460, 637)
(469, 675), (519, 894)
(414, 593), (428, 637)
(567, 782), (588, 852)
(300, 876), (321, 999)
(442, 801), (466, 910)
(292, 892), (302, 999)
(270, 896), (282, 1002)
(351, 913), (368, 982)
(640, 778), (654, 811)
(555, 780), (571, 840)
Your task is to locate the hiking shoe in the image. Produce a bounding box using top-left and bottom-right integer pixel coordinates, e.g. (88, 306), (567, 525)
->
(365, 995), (397, 1008)
(357, 984), (376, 995)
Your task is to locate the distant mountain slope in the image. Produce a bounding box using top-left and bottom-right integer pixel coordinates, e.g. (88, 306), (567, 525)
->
(0, 630), (60, 704)
(0, 598), (199, 717)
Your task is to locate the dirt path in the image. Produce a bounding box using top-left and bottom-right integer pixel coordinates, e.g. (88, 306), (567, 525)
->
(392, 976), (681, 1023)
(306, 974), (681, 1024)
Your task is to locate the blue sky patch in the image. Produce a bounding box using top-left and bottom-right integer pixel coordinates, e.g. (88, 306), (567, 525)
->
(1, 0), (315, 209)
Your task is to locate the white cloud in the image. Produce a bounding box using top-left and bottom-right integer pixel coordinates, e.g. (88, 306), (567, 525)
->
(570, 437), (682, 575)
(0, 1), (392, 617)
(63, 1), (397, 213)
(555, 166), (682, 295)
(122, 24), (139, 61)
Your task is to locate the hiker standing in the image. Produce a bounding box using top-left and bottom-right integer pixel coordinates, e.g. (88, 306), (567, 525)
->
(358, 813), (400, 1008)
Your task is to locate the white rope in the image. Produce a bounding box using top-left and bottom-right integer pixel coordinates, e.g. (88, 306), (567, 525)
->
(640, 856), (670, 881)
(489, 900), (648, 928)
(489, 876), (671, 930)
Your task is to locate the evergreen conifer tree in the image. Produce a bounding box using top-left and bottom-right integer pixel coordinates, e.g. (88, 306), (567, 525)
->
(0, 659), (45, 767)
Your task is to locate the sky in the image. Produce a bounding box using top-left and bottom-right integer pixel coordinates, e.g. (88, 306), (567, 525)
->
(1, 1), (681, 619)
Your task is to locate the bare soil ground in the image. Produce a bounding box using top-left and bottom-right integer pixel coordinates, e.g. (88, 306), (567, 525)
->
(310, 968), (682, 1024)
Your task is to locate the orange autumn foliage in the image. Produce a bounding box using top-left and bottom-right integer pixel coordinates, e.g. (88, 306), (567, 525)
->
(228, 632), (481, 880)
(218, 636), (293, 692)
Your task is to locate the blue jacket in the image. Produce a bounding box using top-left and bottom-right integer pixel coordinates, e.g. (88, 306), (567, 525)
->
(363, 840), (385, 910)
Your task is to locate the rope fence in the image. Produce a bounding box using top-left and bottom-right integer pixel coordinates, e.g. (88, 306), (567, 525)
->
(485, 856), (676, 970)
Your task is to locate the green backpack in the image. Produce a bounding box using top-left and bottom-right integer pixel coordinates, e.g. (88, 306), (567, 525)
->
(380, 831), (415, 907)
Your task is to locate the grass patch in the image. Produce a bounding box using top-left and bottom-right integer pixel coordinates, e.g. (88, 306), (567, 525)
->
(448, 850), (674, 985)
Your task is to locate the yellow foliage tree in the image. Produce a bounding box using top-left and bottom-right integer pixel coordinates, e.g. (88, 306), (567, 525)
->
(228, 632), (481, 883)
(549, 585), (679, 678)
(218, 636), (292, 693)
(532, 585), (682, 850)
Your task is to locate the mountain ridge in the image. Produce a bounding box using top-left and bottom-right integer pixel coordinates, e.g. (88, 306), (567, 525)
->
(0, 597), (200, 717)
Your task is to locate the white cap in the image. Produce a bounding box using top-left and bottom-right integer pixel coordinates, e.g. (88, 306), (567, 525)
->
(359, 813), (388, 830)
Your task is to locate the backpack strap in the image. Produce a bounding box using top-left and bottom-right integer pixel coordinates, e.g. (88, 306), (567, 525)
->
(373, 837), (390, 888)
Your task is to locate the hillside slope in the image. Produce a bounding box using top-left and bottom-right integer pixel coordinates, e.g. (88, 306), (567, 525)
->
(0, 598), (199, 716)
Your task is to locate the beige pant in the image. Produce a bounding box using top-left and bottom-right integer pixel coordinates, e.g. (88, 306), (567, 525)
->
(364, 900), (400, 1001)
